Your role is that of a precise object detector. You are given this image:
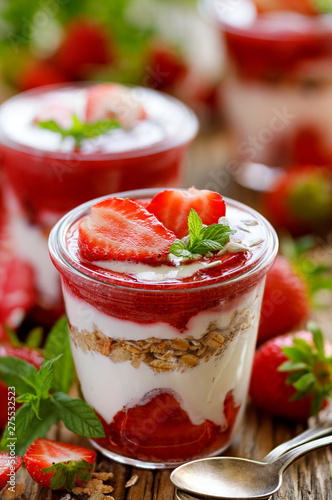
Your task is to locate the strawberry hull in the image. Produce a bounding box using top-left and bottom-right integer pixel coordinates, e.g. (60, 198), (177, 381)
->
(204, 0), (332, 171)
(49, 188), (278, 468)
(0, 84), (197, 317)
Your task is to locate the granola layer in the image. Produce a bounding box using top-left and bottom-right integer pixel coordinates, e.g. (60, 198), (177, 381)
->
(69, 306), (256, 373)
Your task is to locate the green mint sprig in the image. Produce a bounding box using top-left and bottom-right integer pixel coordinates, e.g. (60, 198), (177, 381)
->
(0, 317), (105, 455)
(169, 209), (236, 260)
(279, 322), (332, 416)
(38, 113), (121, 148)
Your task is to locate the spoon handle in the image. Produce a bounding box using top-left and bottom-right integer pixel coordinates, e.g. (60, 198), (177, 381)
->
(271, 435), (332, 474)
(263, 422), (332, 463)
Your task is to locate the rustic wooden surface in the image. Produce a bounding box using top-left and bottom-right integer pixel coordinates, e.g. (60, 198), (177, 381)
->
(5, 131), (332, 500)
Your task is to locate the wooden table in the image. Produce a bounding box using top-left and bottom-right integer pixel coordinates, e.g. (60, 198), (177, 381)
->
(6, 131), (332, 500)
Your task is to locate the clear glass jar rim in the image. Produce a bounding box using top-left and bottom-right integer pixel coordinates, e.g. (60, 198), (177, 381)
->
(0, 82), (199, 159)
(200, 0), (332, 41)
(48, 187), (279, 294)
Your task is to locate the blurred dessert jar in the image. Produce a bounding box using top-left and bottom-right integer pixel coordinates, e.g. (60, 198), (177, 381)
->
(0, 83), (198, 318)
(203, 0), (332, 167)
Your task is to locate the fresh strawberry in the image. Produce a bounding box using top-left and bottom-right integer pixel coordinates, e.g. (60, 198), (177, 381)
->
(262, 166), (332, 235)
(145, 44), (188, 91)
(291, 128), (332, 166)
(18, 60), (67, 91)
(55, 19), (113, 80)
(253, 0), (318, 15)
(0, 345), (43, 429)
(85, 83), (147, 128)
(0, 453), (23, 490)
(34, 104), (74, 130)
(258, 256), (310, 343)
(0, 256), (36, 342)
(78, 197), (176, 262)
(24, 438), (96, 490)
(147, 188), (226, 239)
(250, 327), (332, 420)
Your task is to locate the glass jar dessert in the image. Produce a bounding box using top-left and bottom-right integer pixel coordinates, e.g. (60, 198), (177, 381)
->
(202, 0), (332, 182)
(0, 83), (198, 319)
(49, 187), (278, 468)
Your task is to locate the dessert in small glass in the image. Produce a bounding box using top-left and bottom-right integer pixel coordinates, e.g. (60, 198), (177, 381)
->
(49, 187), (278, 468)
(203, 0), (332, 181)
(0, 83), (198, 317)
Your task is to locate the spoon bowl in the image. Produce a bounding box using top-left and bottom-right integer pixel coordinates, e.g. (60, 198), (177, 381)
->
(171, 435), (332, 500)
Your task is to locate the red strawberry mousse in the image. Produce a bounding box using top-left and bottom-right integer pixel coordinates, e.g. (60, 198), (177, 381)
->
(49, 187), (278, 467)
(0, 83), (197, 317)
(204, 0), (332, 169)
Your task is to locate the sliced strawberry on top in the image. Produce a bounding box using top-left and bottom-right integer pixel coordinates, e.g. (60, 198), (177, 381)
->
(78, 197), (176, 262)
(34, 104), (74, 130)
(85, 83), (147, 129)
(24, 438), (96, 490)
(147, 188), (226, 239)
(0, 453), (23, 490)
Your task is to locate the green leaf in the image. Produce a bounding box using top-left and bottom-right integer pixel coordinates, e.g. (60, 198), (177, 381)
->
(44, 317), (75, 394)
(278, 361), (308, 372)
(35, 355), (62, 399)
(50, 468), (67, 490)
(76, 467), (92, 482)
(5, 327), (21, 347)
(1, 399), (59, 455)
(52, 393), (105, 438)
(16, 393), (40, 418)
(293, 373), (316, 394)
(286, 371), (308, 385)
(169, 240), (193, 259)
(0, 356), (38, 396)
(38, 114), (121, 148)
(188, 209), (202, 244)
(282, 346), (311, 364)
(26, 327), (44, 349)
(308, 321), (325, 357)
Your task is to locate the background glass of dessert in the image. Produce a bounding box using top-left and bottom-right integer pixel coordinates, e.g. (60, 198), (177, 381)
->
(49, 187), (278, 468)
(0, 83), (198, 324)
(201, 0), (332, 189)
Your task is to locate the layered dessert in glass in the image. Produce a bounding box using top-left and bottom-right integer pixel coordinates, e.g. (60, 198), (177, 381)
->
(0, 83), (197, 318)
(203, 0), (332, 177)
(49, 187), (278, 468)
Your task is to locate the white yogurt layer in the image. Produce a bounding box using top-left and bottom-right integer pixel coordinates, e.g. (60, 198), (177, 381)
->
(223, 74), (332, 164)
(6, 191), (61, 308)
(64, 280), (264, 340)
(71, 292), (261, 427)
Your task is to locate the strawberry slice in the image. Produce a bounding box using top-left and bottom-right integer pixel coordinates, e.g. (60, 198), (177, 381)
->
(24, 438), (96, 490)
(85, 83), (147, 128)
(0, 345), (43, 429)
(78, 197), (176, 262)
(34, 104), (74, 130)
(147, 188), (226, 239)
(0, 255), (36, 342)
(0, 453), (23, 490)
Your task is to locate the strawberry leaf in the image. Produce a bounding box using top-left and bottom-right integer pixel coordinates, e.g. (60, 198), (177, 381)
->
(278, 361), (307, 372)
(308, 321), (325, 357)
(293, 373), (316, 393)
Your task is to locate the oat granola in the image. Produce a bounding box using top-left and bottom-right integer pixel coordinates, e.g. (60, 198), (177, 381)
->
(70, 306), (257, 373)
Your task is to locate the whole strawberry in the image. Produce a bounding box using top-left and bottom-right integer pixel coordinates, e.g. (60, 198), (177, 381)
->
(262, 167), (332, 235)
(250, 325), (332, 420)
(0, 345), (43, 429)
(258, 256), (310, 343)
(0, 453), (23, 491)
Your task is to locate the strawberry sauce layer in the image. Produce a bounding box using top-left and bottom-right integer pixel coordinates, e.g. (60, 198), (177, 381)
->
(94, 390), (240, 463)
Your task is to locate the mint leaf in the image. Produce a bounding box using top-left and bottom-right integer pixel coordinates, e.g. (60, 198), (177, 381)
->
(26, 327), (44, 348)
(35, 355), (62, 399)
(169, 210), (236, 260)
(0, 356), (38, 396)
(38, 114), (121, 148)
(52, 393), (105, 438)
(308, 322), (325, 358)
(44, 317), (74, 394)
